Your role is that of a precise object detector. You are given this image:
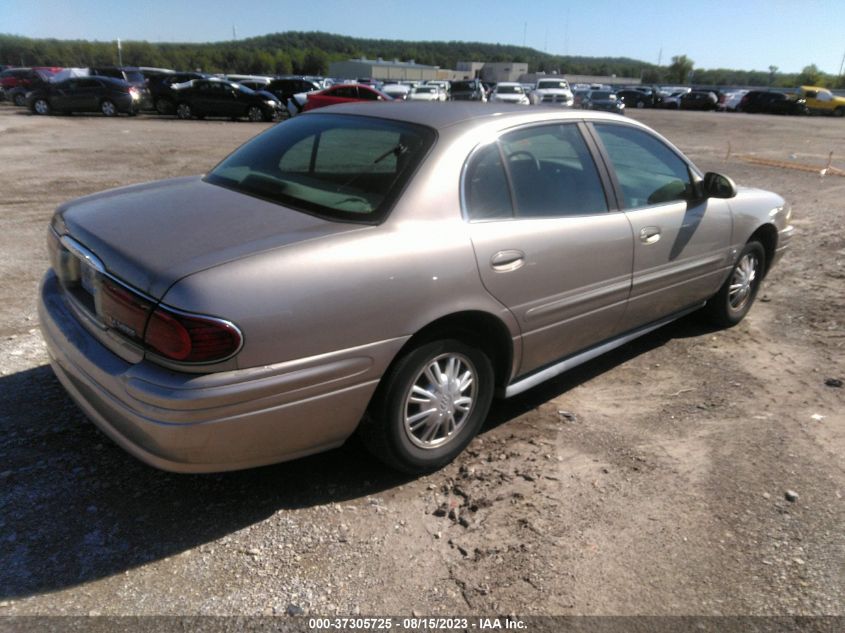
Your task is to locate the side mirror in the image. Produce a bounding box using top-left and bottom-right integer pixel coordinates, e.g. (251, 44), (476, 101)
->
(702, 172), (737, 199)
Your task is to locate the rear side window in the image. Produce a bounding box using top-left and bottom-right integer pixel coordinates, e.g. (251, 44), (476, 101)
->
(207, 113), (434, 223)
(465, 144), (513, 220)
(593, 123), (692, 209)
(464, 124), (608, 220)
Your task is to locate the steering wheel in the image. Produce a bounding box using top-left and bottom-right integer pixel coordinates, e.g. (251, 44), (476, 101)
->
(507, 150), (540, 172)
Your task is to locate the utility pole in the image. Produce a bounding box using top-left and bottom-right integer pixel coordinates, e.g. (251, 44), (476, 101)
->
(522, 22), (527, 47)
(117, 38), (123, 67)
(657, 47), (662, 66)
(233, 25), (237, 40)
(839, 47), (845, 78)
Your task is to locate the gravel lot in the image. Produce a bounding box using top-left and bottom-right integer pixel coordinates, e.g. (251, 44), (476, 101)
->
(0, 104), (843, 619)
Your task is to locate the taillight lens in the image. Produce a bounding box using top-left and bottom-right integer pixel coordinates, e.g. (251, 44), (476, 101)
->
(97, 276), (240, 364)
(144, 307), (242, 363)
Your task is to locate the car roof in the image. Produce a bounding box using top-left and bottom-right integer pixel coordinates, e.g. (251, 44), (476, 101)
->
(300, 101), (636, 131)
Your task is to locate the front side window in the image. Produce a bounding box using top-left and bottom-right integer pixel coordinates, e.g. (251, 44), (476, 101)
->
(593, 123), (693, 209)
(206, 113), (434, 223)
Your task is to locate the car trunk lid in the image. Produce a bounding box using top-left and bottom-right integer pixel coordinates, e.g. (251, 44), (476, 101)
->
(57, 175), (368, 299)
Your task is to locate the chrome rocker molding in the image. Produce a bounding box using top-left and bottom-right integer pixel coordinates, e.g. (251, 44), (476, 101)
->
(503, 303), (705, 398)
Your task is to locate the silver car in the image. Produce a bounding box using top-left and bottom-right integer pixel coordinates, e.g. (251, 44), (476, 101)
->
(39, 103), (794, 474)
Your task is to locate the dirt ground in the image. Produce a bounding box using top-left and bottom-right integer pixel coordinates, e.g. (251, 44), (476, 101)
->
(0, 104), (843, 619)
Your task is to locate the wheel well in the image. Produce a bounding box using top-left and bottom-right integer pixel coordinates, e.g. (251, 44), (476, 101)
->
(393, 312), (514, 390)
(749, 224), (777, 277)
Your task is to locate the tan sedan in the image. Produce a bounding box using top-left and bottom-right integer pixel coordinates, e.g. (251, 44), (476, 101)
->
(39, 103), (794, 473)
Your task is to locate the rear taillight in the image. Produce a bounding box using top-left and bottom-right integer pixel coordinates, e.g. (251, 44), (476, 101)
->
(98, 276), (240, 364)
(144, 307), (242, 363)
(101, 277), (153, 342)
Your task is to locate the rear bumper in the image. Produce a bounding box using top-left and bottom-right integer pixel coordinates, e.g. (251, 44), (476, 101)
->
(39, 271), (391, 472)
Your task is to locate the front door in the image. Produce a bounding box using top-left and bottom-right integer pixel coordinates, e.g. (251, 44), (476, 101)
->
(590, 122), (733, 328)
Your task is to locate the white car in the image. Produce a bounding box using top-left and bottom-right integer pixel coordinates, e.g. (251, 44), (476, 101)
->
(424, 80), (451, 98)
(381, 84), (411, 100)
(490, 82), (530, 105)
(719, 90), (748, 112)
(408, 85), (446, 102)
(532, 78), (574, 107)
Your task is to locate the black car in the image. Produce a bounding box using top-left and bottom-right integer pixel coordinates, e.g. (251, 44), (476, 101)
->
(679, 91), (718, 111)
(450, 79), (487, 101)
(27, 76), (140, 116)
(89, 66), (151, 108)
(264, 77), (323, 112)
(616, 89), (655, 108)
(148, 72), (207, 114)
(169, 79), (281, 122)
(582, 90), (625, 114)
(738, 90), (808, 115)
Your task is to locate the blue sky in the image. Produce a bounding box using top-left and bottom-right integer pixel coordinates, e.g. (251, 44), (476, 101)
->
(2, 0), (844, 74)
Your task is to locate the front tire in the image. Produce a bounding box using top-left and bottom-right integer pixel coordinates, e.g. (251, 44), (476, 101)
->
(247, 105), (264, 122)
(834, 107), (845, 118)
(705, 241), (766, 327)
(32, 98), (50, 115)
(175, 102), (192, 119)
(360, 339), (494, 474)
(100, 99), (117, 117)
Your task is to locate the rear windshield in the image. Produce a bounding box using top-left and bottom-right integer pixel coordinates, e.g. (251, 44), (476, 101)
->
(206, 113), (435, 223)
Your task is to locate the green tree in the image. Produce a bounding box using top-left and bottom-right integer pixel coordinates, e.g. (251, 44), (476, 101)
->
(797, 64), (822, 86)
(668, 55), (694, 84)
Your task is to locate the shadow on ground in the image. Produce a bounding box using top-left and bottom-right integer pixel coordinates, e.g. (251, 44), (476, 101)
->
(0, 314), (715, 599)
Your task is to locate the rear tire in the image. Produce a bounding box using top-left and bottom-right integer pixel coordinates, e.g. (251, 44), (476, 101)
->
(154, 98), (173, 115)
(247, 105), (264, 122)
(13, 93), (26, 107)
(359, 339), (494, 474)
(834, 107), (845, 118)
(704, 241), (765, 327)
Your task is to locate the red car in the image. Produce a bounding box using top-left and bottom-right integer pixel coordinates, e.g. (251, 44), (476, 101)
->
(303, 83), (392, 111)
(0, 67), (61, 91)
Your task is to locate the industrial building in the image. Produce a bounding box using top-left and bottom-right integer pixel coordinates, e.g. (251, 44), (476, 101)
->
(456, 61), (529, 83)
(328, 58), (441, 81)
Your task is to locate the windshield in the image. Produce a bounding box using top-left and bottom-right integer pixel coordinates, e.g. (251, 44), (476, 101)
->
(537, 81), (568, 90)
(497, 85), (523, 94)
(591, 91), (613, 99)
(206, 114), (435, 223)
(124, 70), (145, 84)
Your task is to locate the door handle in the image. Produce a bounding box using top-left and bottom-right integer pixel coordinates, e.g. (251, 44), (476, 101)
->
(490, 249), (525, 272)
(639, 226), (661, 244)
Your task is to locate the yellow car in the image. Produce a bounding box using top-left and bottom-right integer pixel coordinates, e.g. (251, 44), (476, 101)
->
(800, 86), (845, 116)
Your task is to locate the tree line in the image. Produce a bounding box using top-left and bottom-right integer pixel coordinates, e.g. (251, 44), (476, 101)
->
(1, 31), (842, 89)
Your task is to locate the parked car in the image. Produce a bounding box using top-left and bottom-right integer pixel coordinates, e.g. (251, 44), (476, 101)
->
(450, 79), (487, 102)
(799, 86), (845, 116)
(148, 72), (207, 114)
(303, 83), (392, 111)
(531, 78), (574, 107)
(89, 66), (152, 109)
(582, 90), (625, 114)
(718, 90), (748, 112)
(381, 84), (412, 100)
(0, 67), (61, 104)
(169, 79), (282, 121)
(679, 91), (718, 111)
(27, 76), (140, 116)
(264, 76), (323, 110)
(424, 80), (451, 98)
(657, 89), (690, 109)
(743, 91), (808, 115)
(489, 82), (530, 105)
(617, 89), (655, 109)
(38, 104), (794, 474)
(5, 69), (56, 106)
(408, 85), (446, 102)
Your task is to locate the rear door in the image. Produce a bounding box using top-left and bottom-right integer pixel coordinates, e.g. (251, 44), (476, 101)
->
(466, 122), (634, 376)
(589, 122), (733, 328)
